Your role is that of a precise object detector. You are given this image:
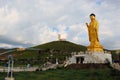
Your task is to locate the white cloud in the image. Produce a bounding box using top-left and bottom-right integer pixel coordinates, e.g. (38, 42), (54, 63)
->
(0, 5), (20, 35)
(57, 15), (69, 23)
(0, 0), (120, 50)
(0, 43), (15, 49)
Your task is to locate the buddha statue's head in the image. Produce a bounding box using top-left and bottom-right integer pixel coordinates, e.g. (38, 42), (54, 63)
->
(90, 13), (96, 21)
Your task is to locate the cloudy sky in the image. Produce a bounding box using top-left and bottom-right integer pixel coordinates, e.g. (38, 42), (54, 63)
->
(0, 0), (120, 50)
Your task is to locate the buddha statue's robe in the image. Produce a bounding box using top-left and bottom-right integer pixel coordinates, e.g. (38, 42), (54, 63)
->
(87, 20), (103, 52)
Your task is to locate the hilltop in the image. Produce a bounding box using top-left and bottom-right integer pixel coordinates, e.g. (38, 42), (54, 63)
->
(34, 41), (87, 52)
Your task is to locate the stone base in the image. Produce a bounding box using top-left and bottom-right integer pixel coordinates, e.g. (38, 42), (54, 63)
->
(5, 77), (15, 80)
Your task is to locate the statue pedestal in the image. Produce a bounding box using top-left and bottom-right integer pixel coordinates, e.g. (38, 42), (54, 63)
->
(87, 44), (103, 52)
(5, 77), (15, 80)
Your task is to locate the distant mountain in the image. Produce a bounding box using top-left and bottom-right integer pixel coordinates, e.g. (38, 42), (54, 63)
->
(0, 48), (8, 53)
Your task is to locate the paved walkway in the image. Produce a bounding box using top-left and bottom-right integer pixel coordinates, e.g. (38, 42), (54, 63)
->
(0, 67), (38, 72)
(0, 64), (58, 72)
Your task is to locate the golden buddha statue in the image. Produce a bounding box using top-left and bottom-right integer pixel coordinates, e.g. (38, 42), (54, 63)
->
(86, 13), (103, 52)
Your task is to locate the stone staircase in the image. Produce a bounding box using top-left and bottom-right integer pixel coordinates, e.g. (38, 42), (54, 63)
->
(111, 63), (120, 71)
(64, 60), (71, 67)
(41, 64), (58, 71)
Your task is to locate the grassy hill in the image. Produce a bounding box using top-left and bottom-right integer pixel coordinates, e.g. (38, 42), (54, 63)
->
(15, 41), (87, 59)
(0, 41), (87, 65)
(34, 41), (87, 52)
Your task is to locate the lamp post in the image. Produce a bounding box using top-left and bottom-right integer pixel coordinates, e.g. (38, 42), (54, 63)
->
(1, 48), (25, 80)
(5, 55), (14, 80)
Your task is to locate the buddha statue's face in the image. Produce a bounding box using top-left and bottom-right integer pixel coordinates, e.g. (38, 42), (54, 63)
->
(90, 15), (95, 20)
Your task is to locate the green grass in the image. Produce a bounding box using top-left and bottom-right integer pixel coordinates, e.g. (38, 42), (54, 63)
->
(0, 68), (120, 80)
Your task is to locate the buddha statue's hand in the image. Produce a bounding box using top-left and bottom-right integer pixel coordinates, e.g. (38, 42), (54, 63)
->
(86, 23), (89, 27)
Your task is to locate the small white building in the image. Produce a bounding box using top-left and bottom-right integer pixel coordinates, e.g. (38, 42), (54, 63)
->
(64, 51), (112, 67)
